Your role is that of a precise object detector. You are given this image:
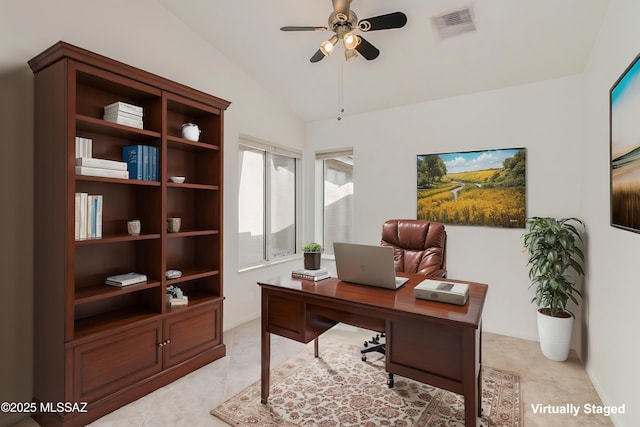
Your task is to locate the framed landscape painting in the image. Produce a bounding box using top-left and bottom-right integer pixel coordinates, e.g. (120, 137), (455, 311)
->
(610, 53), (640, 233)
(417, 148), (526, 228)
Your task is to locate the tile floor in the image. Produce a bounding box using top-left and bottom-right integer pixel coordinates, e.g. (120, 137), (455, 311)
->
(13, 318), (612, 427)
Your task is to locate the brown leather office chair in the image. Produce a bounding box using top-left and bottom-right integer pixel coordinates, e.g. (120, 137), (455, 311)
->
(381, 219), (447, 277)
(361, 219), (447, 386)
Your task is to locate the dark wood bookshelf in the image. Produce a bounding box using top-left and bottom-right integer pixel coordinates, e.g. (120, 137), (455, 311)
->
(30, 41), (230, 426)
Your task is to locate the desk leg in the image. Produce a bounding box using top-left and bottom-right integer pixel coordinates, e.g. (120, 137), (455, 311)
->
(261, 329), (271, 404)
(477, 324), (483, 417)
(314, 337), (319, 358)
(462, 328), (479, 427)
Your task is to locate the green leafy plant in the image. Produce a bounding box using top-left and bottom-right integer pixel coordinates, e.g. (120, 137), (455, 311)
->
(301, 242), (323, 252)
(522, 217), (585, 317)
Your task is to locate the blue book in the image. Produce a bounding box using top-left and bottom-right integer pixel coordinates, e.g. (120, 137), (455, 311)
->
(154, 146), (159, 181)
(142, 145), (149, 181)
(150, 146), (158, 181)
(122, 145), (144, 180)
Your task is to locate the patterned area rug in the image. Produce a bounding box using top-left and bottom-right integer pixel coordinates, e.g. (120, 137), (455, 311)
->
(211, 342), (520, 426)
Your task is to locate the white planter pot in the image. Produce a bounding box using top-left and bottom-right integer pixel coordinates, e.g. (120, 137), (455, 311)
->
(536, 309), (574, 361)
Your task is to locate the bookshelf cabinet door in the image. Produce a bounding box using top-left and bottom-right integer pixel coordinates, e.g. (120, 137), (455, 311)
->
(71, 321), (162, 403)
(163, 302), (222, 368)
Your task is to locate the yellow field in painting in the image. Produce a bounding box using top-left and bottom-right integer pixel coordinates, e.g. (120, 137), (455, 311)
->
(417, 178), (525, 227)
(448, 169), (499, 182)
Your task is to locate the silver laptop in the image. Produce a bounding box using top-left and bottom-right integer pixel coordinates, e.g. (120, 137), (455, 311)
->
(333, 242), (409, 289)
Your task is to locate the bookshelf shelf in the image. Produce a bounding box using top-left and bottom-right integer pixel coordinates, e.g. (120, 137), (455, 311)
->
(77, 114), (161, 139)
(168, 294), (223, 312)
(166, 229), (219, 238)
(74, 279), (162, 304)
(167, 182), (220, 191)
(75, 174), (162, 186)
(73, 307), (159, 339)
(167, 135), (220, 151)
(166, 267), (220, 284)
(30, 41), (230, 426)
(75, 233), (163, 245)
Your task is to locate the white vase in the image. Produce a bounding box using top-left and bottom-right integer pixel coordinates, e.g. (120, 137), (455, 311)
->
(536, 309), (574, 361)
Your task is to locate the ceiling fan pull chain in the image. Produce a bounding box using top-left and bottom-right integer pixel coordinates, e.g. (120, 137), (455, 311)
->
(338, 62), (344, 120)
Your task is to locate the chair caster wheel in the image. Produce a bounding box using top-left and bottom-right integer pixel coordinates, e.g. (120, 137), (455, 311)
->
(363, 341), (368, 347)
(387, 378), (394, 388)
(362, 355), (367, 361)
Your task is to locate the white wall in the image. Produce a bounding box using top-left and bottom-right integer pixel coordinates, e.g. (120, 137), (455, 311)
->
(306, 75), (584, 343)
(2, 0), (638, 426)
(582, 0), (640, 425)
(0, 1), (304, 426)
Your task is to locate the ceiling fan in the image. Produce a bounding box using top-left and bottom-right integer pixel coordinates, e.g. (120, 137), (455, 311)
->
(281, 0), (407, 63)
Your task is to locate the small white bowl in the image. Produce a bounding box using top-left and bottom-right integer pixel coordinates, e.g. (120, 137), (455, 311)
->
(169, 176), (185, 183)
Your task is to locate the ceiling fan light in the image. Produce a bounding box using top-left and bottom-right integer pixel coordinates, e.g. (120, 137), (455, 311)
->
(343, 32), (360, 50)
(345, 48), (358, 61)
(320, 35), (339, 56)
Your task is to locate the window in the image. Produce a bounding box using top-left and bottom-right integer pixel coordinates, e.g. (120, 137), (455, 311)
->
(238, 138), (300, 268)
(317, 150), (354, 255)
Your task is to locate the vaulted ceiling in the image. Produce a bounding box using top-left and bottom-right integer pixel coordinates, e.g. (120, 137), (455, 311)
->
(159, 0), (610, 122)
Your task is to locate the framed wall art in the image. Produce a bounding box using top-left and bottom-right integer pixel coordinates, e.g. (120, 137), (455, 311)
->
(611, 52), (640, 233)
(417, 148), (526, 228)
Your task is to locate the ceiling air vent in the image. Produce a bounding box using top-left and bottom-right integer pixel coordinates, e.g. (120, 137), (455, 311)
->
(432, 6), (476, 38)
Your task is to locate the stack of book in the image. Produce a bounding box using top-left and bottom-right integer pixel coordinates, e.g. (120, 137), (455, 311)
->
(291, 267), (331, 281)
(105, 272), (147, 287)
(122, 145), (158, 181)
(166, 285), (188, 306)
(103, 101), (144, 129)
(75, 156), (129, 179)
(75, 192), (103, 240)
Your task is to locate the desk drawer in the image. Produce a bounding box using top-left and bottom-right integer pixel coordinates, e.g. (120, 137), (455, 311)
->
(386, 319), (464, 393)
(263, 291), (335, 343)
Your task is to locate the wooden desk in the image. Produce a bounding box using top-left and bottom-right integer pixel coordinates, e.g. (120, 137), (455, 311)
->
(258, 274), (488, 427)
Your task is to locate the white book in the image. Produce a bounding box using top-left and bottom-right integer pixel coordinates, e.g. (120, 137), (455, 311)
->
(292, 267), (329, 277)
(104, 101), (144, 116)
(76, 157), (127, 171)
(291, 272), (331, 281)
(103, 110), (142, 120)
(78, 192), (88, 240)
(76, 166), (129, 179)
(105, 272), (147, 287)
(74, 193), (81, 240)
(169, 296), (189, 306)
(75, 137), (92, 159)
(103, 115), (144, 129)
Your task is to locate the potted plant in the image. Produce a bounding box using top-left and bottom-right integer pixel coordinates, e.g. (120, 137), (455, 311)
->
(522, 217), (585, 361)
(302, 243), (323, 270)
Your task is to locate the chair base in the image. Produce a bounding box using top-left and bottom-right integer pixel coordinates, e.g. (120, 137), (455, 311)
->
(360, 333), (394, 388)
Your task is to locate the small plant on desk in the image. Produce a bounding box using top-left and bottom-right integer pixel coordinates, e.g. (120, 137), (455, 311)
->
(302, 243), (323, 270)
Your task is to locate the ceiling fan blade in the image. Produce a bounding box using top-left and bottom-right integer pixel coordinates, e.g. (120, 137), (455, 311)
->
(358, 11), (407, 31)
(310, 49), (326, 63)
(354, 36), (379, 60)
(280, 26), (328, 32)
